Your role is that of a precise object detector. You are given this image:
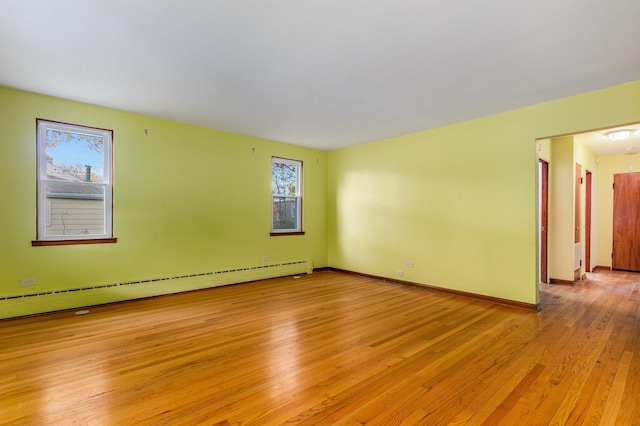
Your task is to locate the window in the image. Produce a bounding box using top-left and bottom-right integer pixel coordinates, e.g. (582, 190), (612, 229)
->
(271, 157), (303, 235)
(34, 119), (114, 245)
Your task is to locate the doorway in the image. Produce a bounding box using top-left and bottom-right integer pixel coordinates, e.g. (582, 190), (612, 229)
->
(537, 123), (640, 307)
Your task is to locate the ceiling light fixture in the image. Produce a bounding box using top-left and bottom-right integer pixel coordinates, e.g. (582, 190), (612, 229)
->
(605, 129), (635, 141)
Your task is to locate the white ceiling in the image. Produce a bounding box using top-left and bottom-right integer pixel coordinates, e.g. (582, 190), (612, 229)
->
(1, 1), (640, 151)
(575, 124), (640, 157)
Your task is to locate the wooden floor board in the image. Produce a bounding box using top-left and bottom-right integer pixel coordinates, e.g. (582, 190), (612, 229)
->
(1, 270), (640, 425)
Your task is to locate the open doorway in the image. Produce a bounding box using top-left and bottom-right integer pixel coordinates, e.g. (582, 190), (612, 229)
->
(536, 123), (640, 305)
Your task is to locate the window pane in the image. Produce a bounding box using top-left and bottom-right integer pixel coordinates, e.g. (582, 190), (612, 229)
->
(45, 129), (105, 183)
(272, 197), (298, 230)
(272, 163), (297, 196)
(45, 182), (105, 237)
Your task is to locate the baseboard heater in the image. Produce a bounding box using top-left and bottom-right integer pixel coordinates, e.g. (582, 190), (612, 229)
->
(0, 260), (312, 319)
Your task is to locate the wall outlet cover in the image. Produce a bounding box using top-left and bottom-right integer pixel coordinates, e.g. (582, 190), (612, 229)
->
(20, 278), (37, 287)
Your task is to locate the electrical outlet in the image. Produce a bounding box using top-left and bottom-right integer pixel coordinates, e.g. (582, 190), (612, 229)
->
(396, 270), (404, 277)
(406, 261), (414, 268)
(20, 278), (37, 287)
(263, 255), (270, 262)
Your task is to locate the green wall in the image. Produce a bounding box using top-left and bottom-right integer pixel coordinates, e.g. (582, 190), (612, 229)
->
(549, 136), (575, 282)
(596, 153), (640, 268)
(0, 86), (328, 318)
(2, 80), (640, 318)
(328, 80), (640, 305)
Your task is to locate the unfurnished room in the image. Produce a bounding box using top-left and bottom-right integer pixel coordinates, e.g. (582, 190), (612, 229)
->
(1, 1), (640, 424)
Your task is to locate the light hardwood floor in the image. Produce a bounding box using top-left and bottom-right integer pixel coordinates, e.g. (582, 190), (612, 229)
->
(1, 270), (638, 425)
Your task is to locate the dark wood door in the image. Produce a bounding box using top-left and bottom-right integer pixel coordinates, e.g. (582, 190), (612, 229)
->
(585, 171), (592, 273)
(575, 163), (581, 244)
(574, 163), (581, 281)
(539, 160), (548, 283)
(612, 172), (640, 271)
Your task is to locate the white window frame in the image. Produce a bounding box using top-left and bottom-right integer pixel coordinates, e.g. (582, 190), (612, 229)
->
(271, 157), (303, 234)
(35, 119), (114, 244)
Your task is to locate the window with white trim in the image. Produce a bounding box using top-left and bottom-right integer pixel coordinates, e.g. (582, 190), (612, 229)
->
(271, 157), (303, 234)
(35, 119), (114, 244)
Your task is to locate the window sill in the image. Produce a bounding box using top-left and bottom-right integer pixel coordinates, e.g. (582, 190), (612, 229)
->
(32, 238), (117, 247)
(270, 232), (305, 236)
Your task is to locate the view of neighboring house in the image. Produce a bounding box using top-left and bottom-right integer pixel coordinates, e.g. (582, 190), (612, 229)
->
(45, 156), (105, 236)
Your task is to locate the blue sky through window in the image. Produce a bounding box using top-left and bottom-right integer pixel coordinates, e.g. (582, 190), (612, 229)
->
(46, 130), (104, 181)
